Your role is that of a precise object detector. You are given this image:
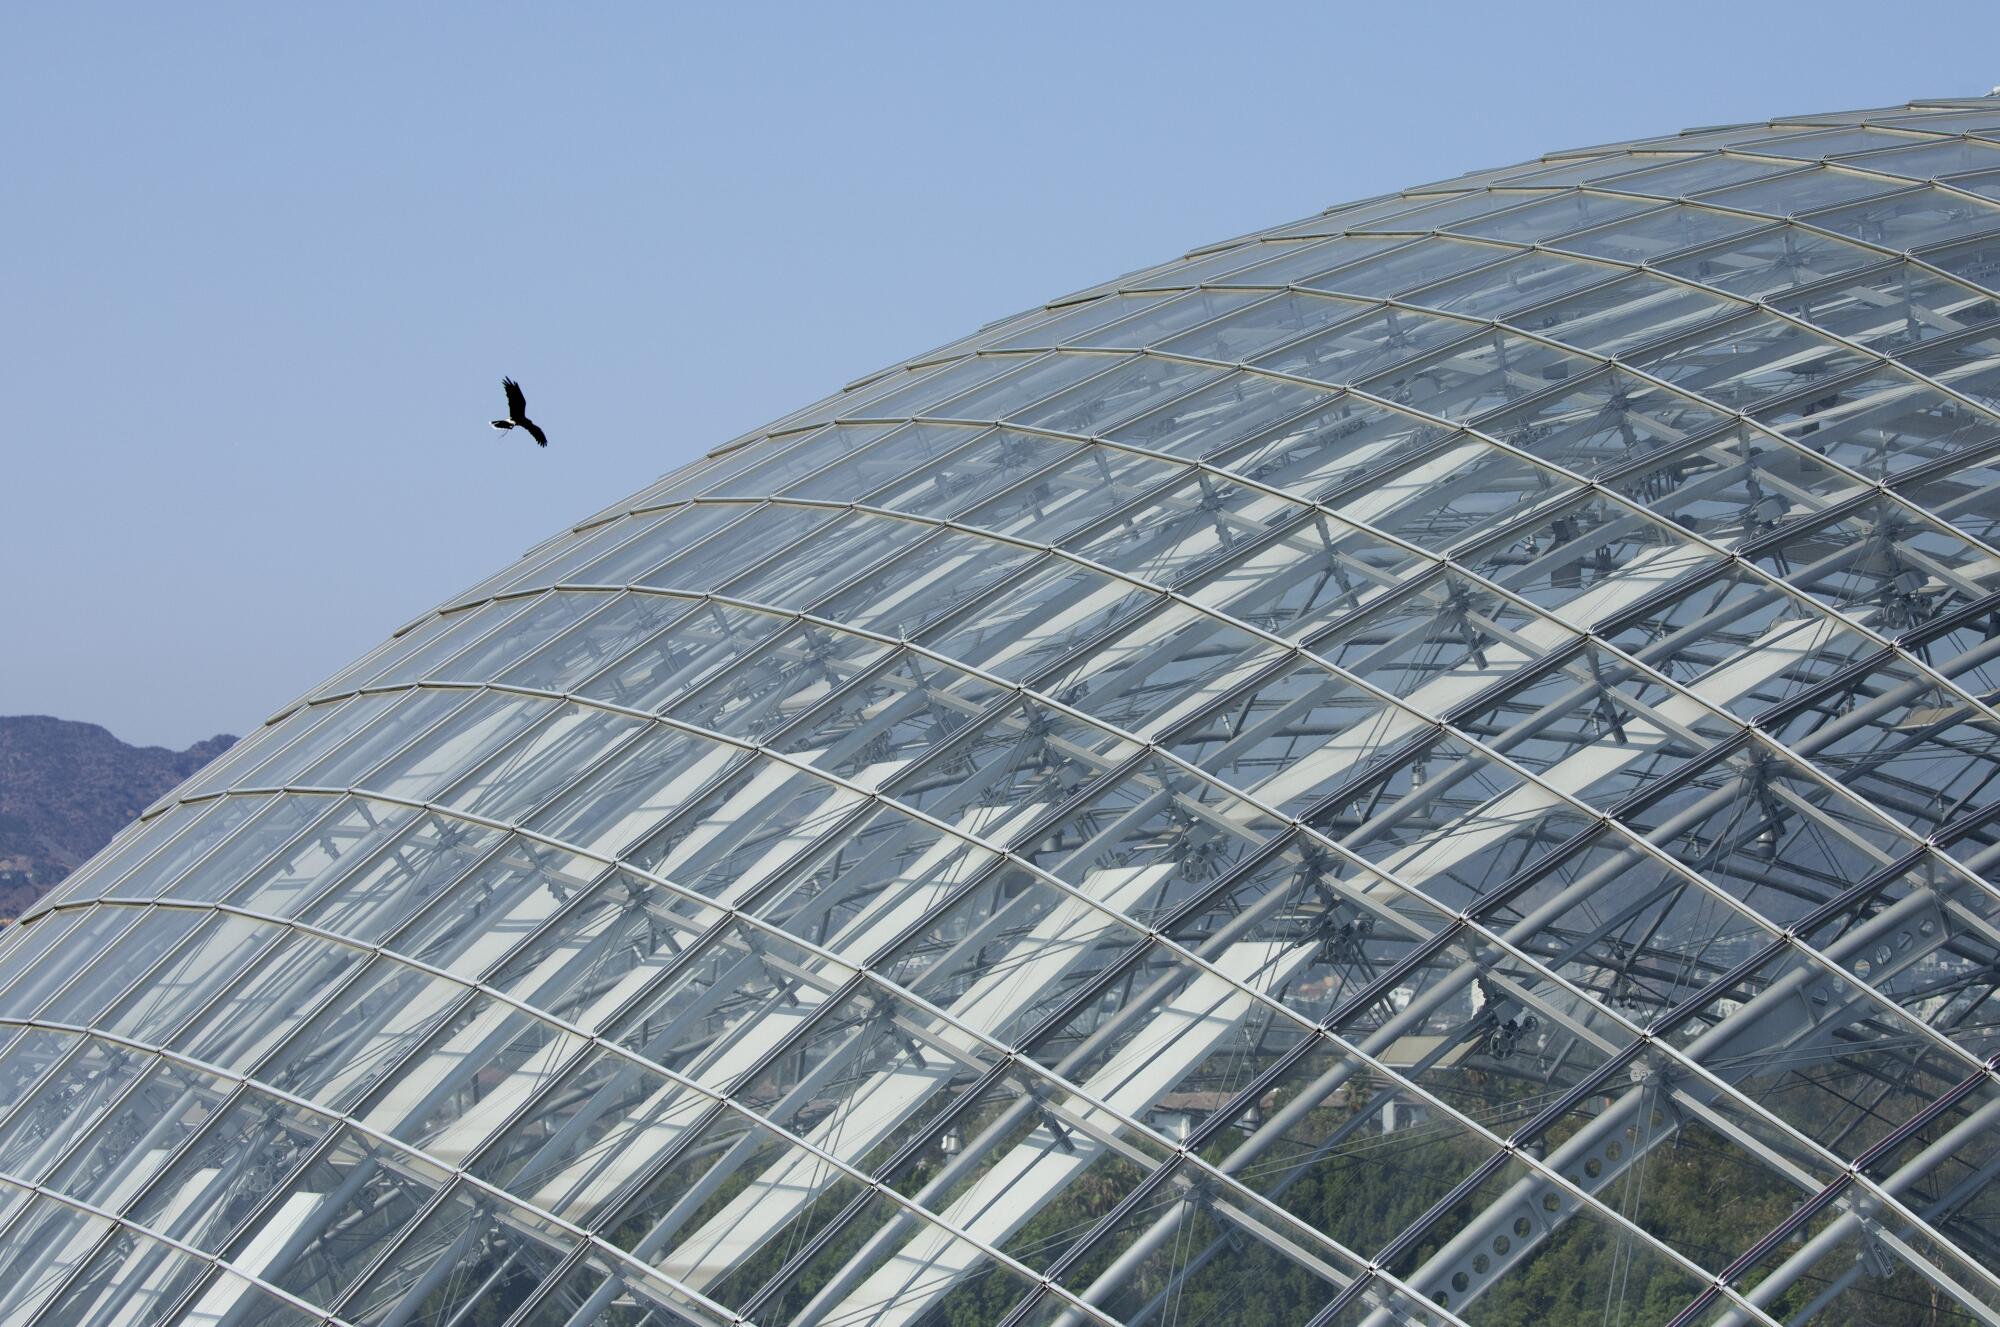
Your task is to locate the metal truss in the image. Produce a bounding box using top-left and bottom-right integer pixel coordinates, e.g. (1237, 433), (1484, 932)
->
(13, 93), (2000, 1327)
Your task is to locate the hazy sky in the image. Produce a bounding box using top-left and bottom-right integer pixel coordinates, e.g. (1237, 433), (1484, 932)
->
(8, 2), (2000, 748)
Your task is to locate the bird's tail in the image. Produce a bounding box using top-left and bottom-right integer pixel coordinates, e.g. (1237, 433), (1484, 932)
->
(490, 420), (514, 430)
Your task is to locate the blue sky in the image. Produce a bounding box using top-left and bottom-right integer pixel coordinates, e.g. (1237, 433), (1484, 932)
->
(7, 1), (1999, 748)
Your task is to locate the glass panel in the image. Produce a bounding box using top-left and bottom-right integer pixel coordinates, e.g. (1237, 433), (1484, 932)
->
(624, 755), (868, 901)
(337, 1183), (573, 1327)
(771, 647), (1004, 788)
(1405, 250), (1618, 320)
(1302, 235), (1509, 300)
(487, 866), (724, 1032)
(931, 353), (1132, 422)
(1753, 367), (2000, 477)
(28, 801), (217, 910)
(0, 1035), (150, 1182)
(1044, 1162), (1348, 1327)
(0, 1193), (114, 1325)
(592, 1104), (781, 1257)
(709, 1180), (1043, 1327)
(1186, 507), (1428, 642)
(369, 600), (533, 687)
(360, 693), (550, 802)
(221, 796), (416, 918)
(1703, 165), (1910, 216)
(1504, 369), (1733, 485)
(1201, 396), (1449, 505)
(0, 912), (85, 1002)
(1746, 496), (2000, 634)
(850, 354), (1039, 420)
(1922, 226), (2000, 291)
(667, 622), (893, 745)
(1659, 223), (1883, 299)
(637, 504), (838, 593)
(1713, 1208), (2000, 1327)
(227, 1125), (447, 1311)
(1008, 355), (1225, 437)
(723, 510), (932, 610)
(1607, 422), (1862, 542)
(309, 609), (459, 701)
(877, 865), (1141, 1042)
(252, 955), (469, 1113)
(754, 807), (1000, 966)
(287, 690), (471, 790)
(1213, 235), (1407, 289)
(845, 426), (1078, 518)
(992, 293), (1176, 348)
(810, 528), (1042, 640)
(1080, 289), (1269, 347)
(1624, 311), (1875, 414)
(512, 1253), (707, 1327)
(701, 422), (897, 498)
(577, 601), (786, 716)
(499, 591), (696, 694)
(1156, 656), (1410, 815)
(490, 513), (687, 597)
(567, 505), (748, 588)
(0, 906), (147, 1018)
(424, 592), (606, 685)
(1897, 324), (2000, 413)
(437, 703), (645, 823)
(297, 810), (508, 946)
(916, 555), (1160, 683)
(918, 558), (1159, 684)
(1451, 192), (1658, 244)
(1355, 328), (1597, 423)
(1597, 152), (1799, 196)
(0, 1029), (79, 1118)
(1737, 126), (1923, 160)
(1809, 184), (2000, 250)
(45, 1225), (212, 1327)
(153, 797), (328, 904)
(125, 1086), (336, 1254)
(162, 1268), (322, 1327)
(1070, 469), (1306, 589)
(1039, 600), (1284, 740)
(959, 447), (1181, 546)
(778, 422), (988, 506)
(526, 725), (745, 863)
(1768, 259), (2000, 353)
(472, 1048), (706, 1222)
(1357, 192), (1568, 237)
(1513, 272), (1739, 357)
(170, 931), (369, 1073)
(1388, 1157), (1709, 1323)
(101, 912), (281, 1044)
(43, 1057), (228, 1213)
(1107, 372), (1336, 461)
(1255, 305), (1477, 389)
(389, 835), (606, 981)
(368, 999), (587, 1166)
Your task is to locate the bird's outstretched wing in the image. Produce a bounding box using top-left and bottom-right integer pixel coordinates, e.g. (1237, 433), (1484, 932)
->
(502, 377), (528, 423)
(522, 420), (549, 447)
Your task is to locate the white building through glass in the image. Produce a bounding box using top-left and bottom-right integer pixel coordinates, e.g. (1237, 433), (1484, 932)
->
(11, 92), (2000, 1327)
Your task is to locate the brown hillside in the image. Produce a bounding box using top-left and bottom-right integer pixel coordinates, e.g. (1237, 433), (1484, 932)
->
(0, 716), (235, 918)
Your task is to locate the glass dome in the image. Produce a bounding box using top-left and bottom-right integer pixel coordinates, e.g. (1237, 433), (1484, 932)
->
(10, 94), (2000, 1327)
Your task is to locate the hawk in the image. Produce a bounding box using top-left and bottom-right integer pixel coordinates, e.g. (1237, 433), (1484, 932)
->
(491, 377), (548, 447)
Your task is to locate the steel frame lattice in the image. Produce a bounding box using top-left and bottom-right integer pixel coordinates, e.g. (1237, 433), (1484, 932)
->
(12, 95), (2000, 1327)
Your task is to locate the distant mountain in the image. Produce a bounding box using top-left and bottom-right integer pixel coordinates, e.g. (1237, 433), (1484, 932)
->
(0, 716), (235, 919)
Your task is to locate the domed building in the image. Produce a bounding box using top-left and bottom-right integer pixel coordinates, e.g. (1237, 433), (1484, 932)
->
(9, 94), (2000, 1327)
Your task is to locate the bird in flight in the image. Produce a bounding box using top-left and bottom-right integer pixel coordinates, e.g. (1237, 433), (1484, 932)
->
(491, 378), (548, 447)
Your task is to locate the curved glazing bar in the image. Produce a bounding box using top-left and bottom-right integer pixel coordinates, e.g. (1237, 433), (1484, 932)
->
(17, 94), (2000, 1327)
